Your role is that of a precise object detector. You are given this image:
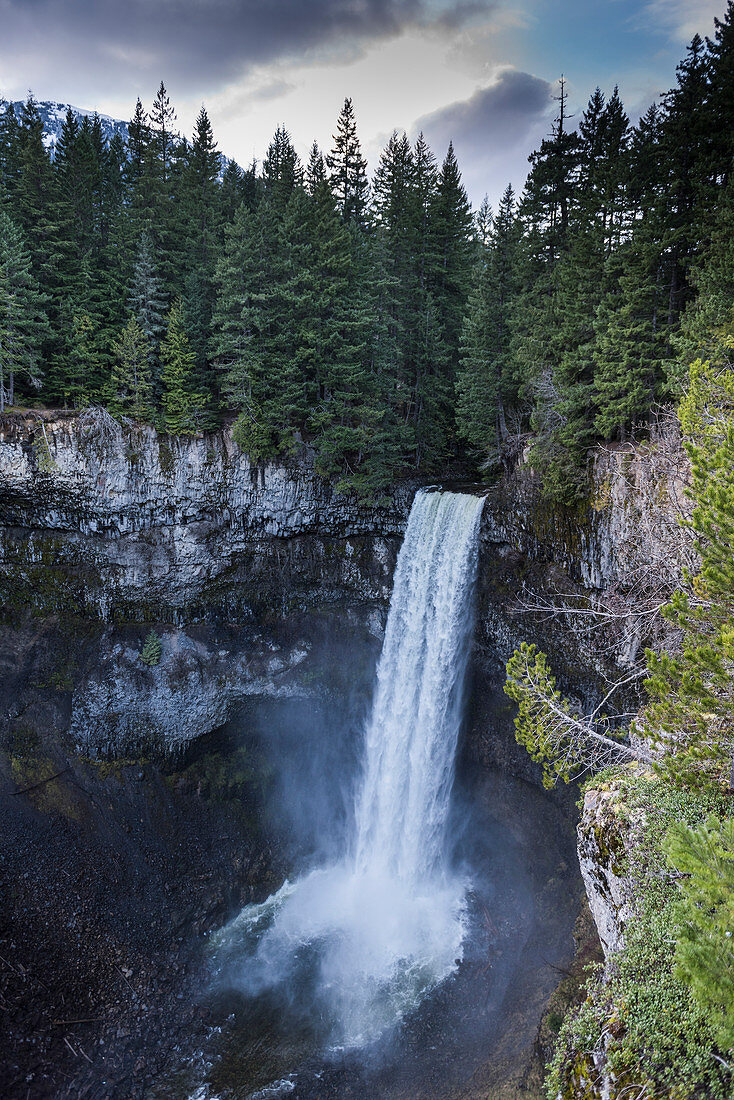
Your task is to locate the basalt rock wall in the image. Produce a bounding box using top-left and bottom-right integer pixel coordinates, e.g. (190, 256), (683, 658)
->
(0, 411), (689, 762)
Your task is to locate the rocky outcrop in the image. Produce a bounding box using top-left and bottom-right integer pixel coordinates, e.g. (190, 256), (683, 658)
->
(0, 412), (408, 754)
(0, 410), (410, 621)
(68, 628), (311, 754)
(0, 410), (691, 762)
(576, 776), (644, 959)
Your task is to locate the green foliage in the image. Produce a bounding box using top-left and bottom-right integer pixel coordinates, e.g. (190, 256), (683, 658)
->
(140, 630), (162, 667)
(326, 97), (369, 227)
(664, 814), (734, 1051)
(548, 771), (732, 1099)
(160, 297), (207, 435)
(457, 185), (519, 468)
(128, 232), (167, 376)
(504, 641), (634, 788)
(642, 334), (734, 791)
(3, 22), (734, 492)
(107, 315), (154, 420)
(508, 324), (734, 796)
(0, 209), (48, 409)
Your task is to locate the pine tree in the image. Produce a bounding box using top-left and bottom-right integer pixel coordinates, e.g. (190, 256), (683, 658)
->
(65, 310), (100, 408)
(703, 1), (734, 194)
(140, 629), (162, 666)
(305, 149), (374, 484)
(126, 98), (149, 193)
(326, 97), (369, 226)
(220, 158), (257, 223)
(423, 140), (474, 464)
(456, 184), (519, 467)
(591, 99), (672, 440)
(510, 77), (582, 498)
(0, 211), (48, 410)
(128, 232), (167, 383)
(663, 815), (734, 1051)
(372, 130), (418, 442)
(593, 233), (673, 440)
(160, 297), (206, 435)
(150, 81), (176, 184)
(107, 315), (154, 420)
(262, 126), (302, 215)
(642, 326), (734, 791)
(0, 100), (21, 207)
(211, 199), (284, 459)
(185, 105), (221, 273)
(13, 95), (56, 295)
(177, 106), (222, 418)
(676, 178), (734, 367)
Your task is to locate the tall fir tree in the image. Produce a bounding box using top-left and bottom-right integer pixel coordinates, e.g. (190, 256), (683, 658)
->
(0, 211), (48, 410)
(107, 315), (154, 420)
(160, 297), (206, 434)
(326, 97), (369, 227)
(128, 232), (167, 389)
(457, 184), (520, 467)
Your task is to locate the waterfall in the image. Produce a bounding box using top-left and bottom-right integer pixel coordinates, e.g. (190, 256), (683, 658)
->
(213, 489), (485, 1048)
(354, 490), (486, 882)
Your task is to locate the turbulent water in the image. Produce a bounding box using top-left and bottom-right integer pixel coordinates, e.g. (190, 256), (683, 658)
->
(213, 489), (486, 1050)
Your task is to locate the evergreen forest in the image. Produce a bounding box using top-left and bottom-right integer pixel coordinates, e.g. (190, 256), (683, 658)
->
(2, 3), (734, 501)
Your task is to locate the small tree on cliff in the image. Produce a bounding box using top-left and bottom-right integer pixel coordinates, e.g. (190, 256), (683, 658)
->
(504, 642), (646, 788)
(664, 814), (734, 1052)
(642, 324), (734, 791)
(160, 297), (206, 435)
(107, 315), (154, 420)
(505, 317), (734, 793)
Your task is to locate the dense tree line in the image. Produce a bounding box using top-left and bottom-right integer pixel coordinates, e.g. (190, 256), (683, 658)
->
(458, 3), (734, 500)
(0, 88), (474, 495)
(2, 4), (734, 498)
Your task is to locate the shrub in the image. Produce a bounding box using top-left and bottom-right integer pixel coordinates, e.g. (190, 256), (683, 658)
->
(140, 630), (162, 667)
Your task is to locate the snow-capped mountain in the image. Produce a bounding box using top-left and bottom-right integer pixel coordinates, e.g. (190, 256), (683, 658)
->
(4, 100), (129, 156)
(2, 100), (233, 172)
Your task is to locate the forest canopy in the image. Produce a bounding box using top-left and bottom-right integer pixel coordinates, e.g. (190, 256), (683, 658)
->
(1, 1), (734, 499)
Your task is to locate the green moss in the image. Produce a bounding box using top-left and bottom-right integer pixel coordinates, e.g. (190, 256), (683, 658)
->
(84, 757), (148, 781)
(158, 437), (176, 473)
(32, 652), (78, 692)
(548, 771), (732, 1099)
(590, 476), (612, 512)
(4, 724), (40, 755)
(10, 754), (83, 821)
(0, 531), (104, 618)
(32, 430), (56, 471)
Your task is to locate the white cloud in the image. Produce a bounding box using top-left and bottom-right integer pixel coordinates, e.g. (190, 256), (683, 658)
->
(641, 0), (723, 43)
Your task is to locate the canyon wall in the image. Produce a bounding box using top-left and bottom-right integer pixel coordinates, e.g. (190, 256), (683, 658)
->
(0, 410), (689, 759)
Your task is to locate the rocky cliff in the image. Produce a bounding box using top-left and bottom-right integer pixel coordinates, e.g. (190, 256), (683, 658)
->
(0, 409), (411, 621)
(0, 410), (691, 759)
(0, 411), (410, 753)
(0, 410), (702, 1100)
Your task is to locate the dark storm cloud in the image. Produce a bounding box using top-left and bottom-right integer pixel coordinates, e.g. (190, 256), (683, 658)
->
(413, 69), (554, 204)
(1, 0), (495, 94)
(415, 69), (553, 153)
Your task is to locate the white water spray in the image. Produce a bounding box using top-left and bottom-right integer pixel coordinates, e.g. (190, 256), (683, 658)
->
(214, 489), (485, 1047)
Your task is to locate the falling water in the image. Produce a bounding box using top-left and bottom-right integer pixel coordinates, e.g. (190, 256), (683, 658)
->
(213, 489), (486, 1049)
(354, 489), (486, 882)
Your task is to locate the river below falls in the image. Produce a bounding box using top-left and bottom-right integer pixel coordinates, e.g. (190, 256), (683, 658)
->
(153, 766), (581, 1100)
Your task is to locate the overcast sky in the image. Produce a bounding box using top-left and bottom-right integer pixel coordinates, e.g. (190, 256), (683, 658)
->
(0, 0), (726, 207)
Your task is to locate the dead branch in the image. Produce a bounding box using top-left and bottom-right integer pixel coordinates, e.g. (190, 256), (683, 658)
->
(12, 767), (70, 797)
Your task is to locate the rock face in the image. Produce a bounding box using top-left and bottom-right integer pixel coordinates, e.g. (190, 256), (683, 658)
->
(0, 411), (411, 621)
(576, 780), (642, 959)
(0, 411), (412, 754)
(0, 412), (691, 1099)
(0, 410), (689, 765)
